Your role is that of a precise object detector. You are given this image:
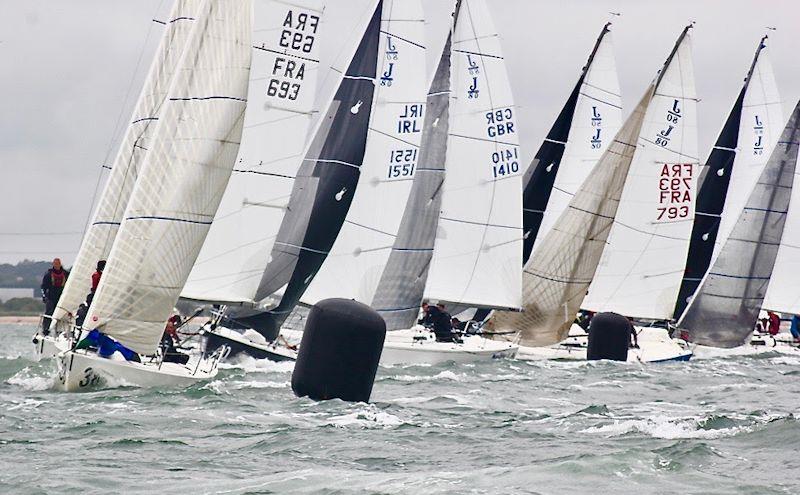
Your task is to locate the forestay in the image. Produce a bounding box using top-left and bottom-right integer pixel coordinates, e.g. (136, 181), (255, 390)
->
(244, 0), (383, 337)
(300, 0), (426, 306)
(583, 27), (698, 320)
(674, 37), (782, 319)
(371, 4), (455, 331)
(679, 102), (800, 347)
(84, 0), (252, 354)
(525, 23), (623, 263)
(53, 0), (202, 324)
(490, 89), (651, 347)
(424, 0), (523, 311)
(182, 0), (325, 306)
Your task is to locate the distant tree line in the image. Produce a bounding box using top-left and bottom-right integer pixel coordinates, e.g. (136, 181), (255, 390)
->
(0, 260), (53, 289)
(0, 297), (44, 316)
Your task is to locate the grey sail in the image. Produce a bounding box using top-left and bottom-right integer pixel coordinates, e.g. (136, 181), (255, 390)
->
(678, 102), (800, 348)
(489, 88), (651, 346)
(370, 16), (455, 330)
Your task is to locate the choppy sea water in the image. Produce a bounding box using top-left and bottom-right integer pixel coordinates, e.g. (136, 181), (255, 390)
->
(2, 323), (800, 494)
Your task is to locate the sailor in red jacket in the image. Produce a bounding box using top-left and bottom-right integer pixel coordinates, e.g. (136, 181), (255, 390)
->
(91, 260), (106, 292)
(41, 258), (69, 333)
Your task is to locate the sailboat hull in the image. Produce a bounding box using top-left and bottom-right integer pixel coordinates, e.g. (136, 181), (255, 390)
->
(380, 327), (518, 366)
(516, 325), (693, 363)
(202, 327), (297, 362)
(55, 349), (220, 392)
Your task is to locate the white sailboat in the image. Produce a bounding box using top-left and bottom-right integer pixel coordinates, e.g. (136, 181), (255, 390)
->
(373, 0), (521, 365)
(35, 0), (204, 358)
(490, 25), (697, 363)
(55, 0), (252, 391)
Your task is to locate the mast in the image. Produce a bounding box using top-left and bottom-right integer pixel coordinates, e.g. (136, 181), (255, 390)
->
(673, 35), (770, 319)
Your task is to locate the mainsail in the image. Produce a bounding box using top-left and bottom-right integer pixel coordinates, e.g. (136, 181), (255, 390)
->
(181, 0), (325, 306)
(523, 22), (622, 263)
(53, 0), (202, 324)
(423, 0), (523, 311)
(678, 102), (800, 347)
(673, 36), (783, 318)
(371, 3), (457, 331)
(84, 0), (252, 354)
(300, 0), (427, 306)
(239, 0), (383, 337)
(582, 25), (698, 320)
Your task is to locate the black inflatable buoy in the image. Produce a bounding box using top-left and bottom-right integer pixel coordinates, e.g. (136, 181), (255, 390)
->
(586, 312), (631, 361)
(291, 298), (386, 403)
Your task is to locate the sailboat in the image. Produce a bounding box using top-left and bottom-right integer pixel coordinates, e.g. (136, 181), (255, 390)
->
(34, 0), (204, 359)
(677, 101), (800, 348)
(184, 0), (386, 360)
(55, 0), (254, 391)
(489, 24), (697, 363)
(372, 0), (521, 365)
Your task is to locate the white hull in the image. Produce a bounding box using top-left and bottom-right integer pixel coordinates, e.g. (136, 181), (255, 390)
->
(380, 327), (518, 366)
(693, 331), (800, 358)
(517, 325), (693, 363)
(55, 349), (221, 392)
(32, 332), (71, 360)
(204, 326), (299, 362)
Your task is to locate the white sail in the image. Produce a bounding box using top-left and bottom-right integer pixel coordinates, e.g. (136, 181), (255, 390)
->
(583, 29), (698, 320)
(300, 0), (426, 305)
(532, 25), (623, 252)
(84, 0), (252, 354)
(713, 43), (783, 260)
(181, 0), (325, 305)
(53, 0), (202, 323)
(423, 0), (523, 310)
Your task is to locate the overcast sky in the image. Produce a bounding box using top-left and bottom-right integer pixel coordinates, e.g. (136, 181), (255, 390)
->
(1, 0), (798, 265)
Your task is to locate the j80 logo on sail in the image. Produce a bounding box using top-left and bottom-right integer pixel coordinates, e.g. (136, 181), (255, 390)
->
(655, 99), (682, 147)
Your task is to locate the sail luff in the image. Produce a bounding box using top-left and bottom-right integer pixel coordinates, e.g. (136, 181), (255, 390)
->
(678, 102), (800, 347)
(53, 0), (202, 324)
(84, 0), (253, 354)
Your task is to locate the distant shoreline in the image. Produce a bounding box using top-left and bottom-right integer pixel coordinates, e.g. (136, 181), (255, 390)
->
(0, 315), (39, 324)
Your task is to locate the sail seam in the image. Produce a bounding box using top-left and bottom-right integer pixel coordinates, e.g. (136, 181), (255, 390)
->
(125, 216), (212, 225)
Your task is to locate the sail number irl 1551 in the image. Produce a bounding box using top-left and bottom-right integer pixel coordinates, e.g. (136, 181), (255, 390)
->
(388, 149), (417, 178)
(657, 163), (693, 221)
(266, 10), (319, 101)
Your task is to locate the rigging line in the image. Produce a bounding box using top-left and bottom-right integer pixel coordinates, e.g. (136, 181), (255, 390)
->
(578, 91), (623, 110)
(252, 44), (319, 63)
(80, 0), (169, 241)
(379, 30), (425, 50)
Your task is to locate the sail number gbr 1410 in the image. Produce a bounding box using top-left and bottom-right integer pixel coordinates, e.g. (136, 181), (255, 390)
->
(492, 147), (519, 178)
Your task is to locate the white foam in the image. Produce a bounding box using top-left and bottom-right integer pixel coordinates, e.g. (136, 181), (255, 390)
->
(386, 370), (465, 383)
(219, 355), (295, 374)
(7, 370), (53, 391)
(327, 406), (404, 429)
(582, 415), (747, 440)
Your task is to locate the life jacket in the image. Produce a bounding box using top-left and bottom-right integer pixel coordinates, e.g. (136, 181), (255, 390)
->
(50, 269), (67, 288)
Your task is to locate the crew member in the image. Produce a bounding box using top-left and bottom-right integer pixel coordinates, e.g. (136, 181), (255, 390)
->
(767, 311), (781, 336)
(91, 260), (106, 292)
(41, 258), (69, 333)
